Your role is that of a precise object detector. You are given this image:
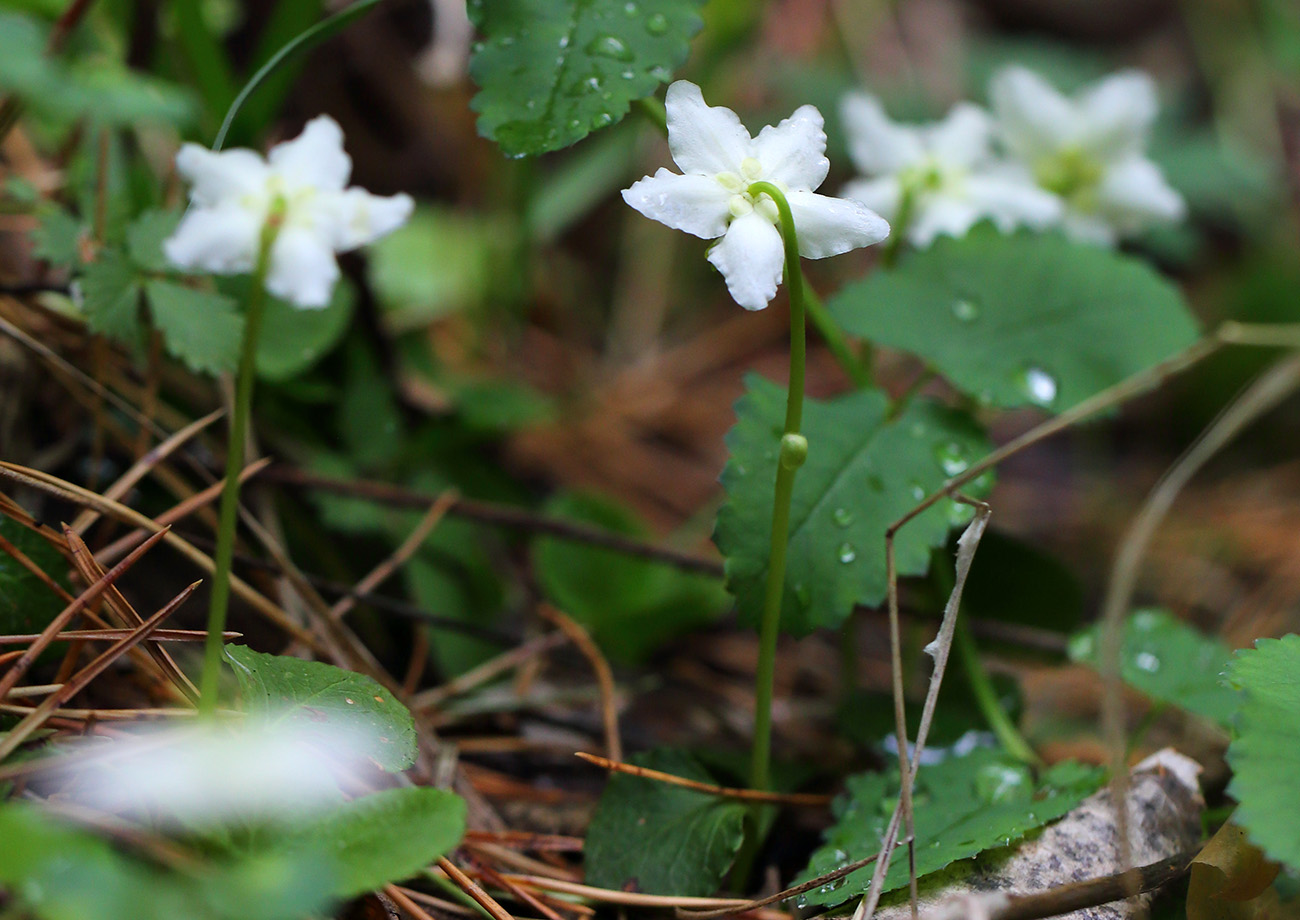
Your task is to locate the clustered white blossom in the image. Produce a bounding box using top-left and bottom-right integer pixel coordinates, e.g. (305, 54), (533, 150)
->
(841, 66), (1185, 249)
(164, 115), (412, 308)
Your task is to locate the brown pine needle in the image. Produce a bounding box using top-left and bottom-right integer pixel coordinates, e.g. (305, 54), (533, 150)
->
(537, 604), (622, 762)
(438, 857), (518, 920)
(574, 752), (832, 807)
(0, 628), (239, 645)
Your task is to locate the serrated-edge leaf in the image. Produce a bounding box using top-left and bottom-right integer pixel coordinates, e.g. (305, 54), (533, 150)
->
(225, 645), (417, 772)
(145, 279), (244, 375)
(80, 249), (144, 344)
(126, 210), (182, 273)
(468, 0), (703, 156)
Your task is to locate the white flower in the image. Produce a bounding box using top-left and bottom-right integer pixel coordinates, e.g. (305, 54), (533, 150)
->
(164, 116), (413, 308)
(622, 81), (890, 311)
(67, 719), (382, 826)
(839, 93), (1061, 248)
(989, 66), (1185, 245)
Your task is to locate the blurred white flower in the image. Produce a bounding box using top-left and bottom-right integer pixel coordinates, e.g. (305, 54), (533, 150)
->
(989, 66), (1185, 245)
(164, 116), (413, 308)
(70, 719), (380, 826)
(623, 81), (890, 311)
(839, 94), (1061, 248)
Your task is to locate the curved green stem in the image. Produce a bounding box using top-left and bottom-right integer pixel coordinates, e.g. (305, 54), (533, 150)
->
(746, 181), (808, 794)
(197, 218), (279, 717)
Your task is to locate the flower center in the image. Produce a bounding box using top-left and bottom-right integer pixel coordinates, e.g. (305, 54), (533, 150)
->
(898, 156), (959, 197)
(715, 161), (786, 225)
(1034, 147), (1103, 206)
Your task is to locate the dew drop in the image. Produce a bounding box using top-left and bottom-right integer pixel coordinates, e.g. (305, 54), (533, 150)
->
(794, 895), (808, 909)
(624, 0), (639, 14)
(499, 35), (515, 46)
(586, 34), (634, 61)
(910, 482), (926, 501)
(832, 507), (854, 528)
(591, 111), (614, 128)
(646, 11), (669, 33)
(558, 34), (570, 48)
(934, 442), (969, 476)
(650, 65), (672, 80)
(1018, 366), (1057, 407)
(838, 542), (857, 564)
(794, 582), (812, 605)
(947, 501), (975, 526)
(621, 69), (635, 79)
(951, 298), (979, 322)
(975, 762), (1030, 804)
(1135, 651), (1161, 673)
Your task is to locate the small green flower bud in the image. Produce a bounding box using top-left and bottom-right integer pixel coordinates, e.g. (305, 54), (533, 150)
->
(779, 433), (809, 470)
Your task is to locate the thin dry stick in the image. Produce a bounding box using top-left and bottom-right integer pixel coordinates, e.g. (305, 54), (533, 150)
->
(64, 527), (198, 701)
(465, 842), (582, 883)
(858, 502), (991, 920)
(574, 752), (832, 807)
(462, 831), (585, 853)
(390, 886), (482, 918)
(0, 628), (237, 645)
(678, 844), (906, 919)
(0, 703), (200, 719)
(384, 884), (445, 920)
(0, 527), (171, 700)
(536, 604), (622, 762)
(498, 876), (759, 911)
(1097, 353), (1300, 898)
(0, 462), (328, 653)
(439, 857), (519, 920)
(0, 580), (198, 760)
(93, 456), (274, 566)
(69, 408), (225, 535)
(412, 631), (568, 712)
(329, 491), (458, 622)
(468, 854), (569, 920)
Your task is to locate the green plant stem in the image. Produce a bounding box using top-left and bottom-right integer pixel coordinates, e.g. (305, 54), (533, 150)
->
(746, 181), (808, 795)
(197, 220), (278, 717)
(880, 186), (915, 269)
(634, 96), (668, 137)
(803, 274), (871, 388)
(953, 617), (1041, 766)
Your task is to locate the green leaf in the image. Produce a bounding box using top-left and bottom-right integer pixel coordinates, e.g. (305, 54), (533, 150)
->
(468, 0), (703, 157)
(715, 377), (991, 635)
(830, 229), (1201, 412)
(286, 788), (466, 897)
(585, 748), (748, 896)
(798, 747), (1105, 907)
(225, 645), (417, 772)
(534, 493), (728, 662)
(30, 208), (85, 266)
(254, 280), (355, 381)
(126, 210), (182, 273)
(145, 280), (244, 375)
(0, 518), (66, 639)
(1068, 609), (1239, 728)
(80, 249), (144, 344)
(1225, 634), (1300, 871)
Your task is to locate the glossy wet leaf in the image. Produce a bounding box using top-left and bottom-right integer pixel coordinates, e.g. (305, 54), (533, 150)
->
(1069, 608), (1238, 728)
(585, 748), (748, 896)
(468, 0), (703, 156)
(715, 376), (991, 635)
(830, 228), (1200, 412)
(1225, 635), (1300, 871)
(225, 645), (417, 772)
(797, 747), (1105, 907)
(533, 492), (728, 661)
(284, 788), (466, 897)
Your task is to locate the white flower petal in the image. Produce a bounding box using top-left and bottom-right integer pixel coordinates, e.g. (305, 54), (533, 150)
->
(989, 66), (1078, 161)
(840, 92), (924, 176)
(326, 188), (415, 250)
(175, 145), (270, 208)
(622, 168), (733, 239)
(927, 103), (994, 169)
(841, 176), (905, 221)
(786, 189), (890, 258)
(665, 81), (752, 176)
(753, 104), (829, 191)
(964, 170), (1063, 231)
(1078, 70), (1158, 160)
(1061, 211), (1118, 246)
(163, 203), (262, 274)
(707, 211), (785, 310)
(1096, 156), (1185, 230)
(907, 198), (982, 247)
(266, 227), (340, 308)
(268, 115), (352, 193)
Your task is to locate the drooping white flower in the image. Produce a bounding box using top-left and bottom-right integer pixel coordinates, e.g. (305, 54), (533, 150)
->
(67, 719), (382, 826)
(989, 66), (1185, 245)
(839, 94), (1061, 248)
(622, 81), (890, 310)
(164, 116), (413, 308)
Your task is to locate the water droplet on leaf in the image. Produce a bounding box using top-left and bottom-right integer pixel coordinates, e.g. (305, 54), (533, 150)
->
(935, 442), (969, 476)
(1135, 651), (1161, 673)
(951, 298), (979, 322)
(646, 12), (669, 33)
(1017, 366), (1057, 407)
(832, 507), (854, 528)
(838, 543), (857, 564)
(586, 34), (634, 61)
